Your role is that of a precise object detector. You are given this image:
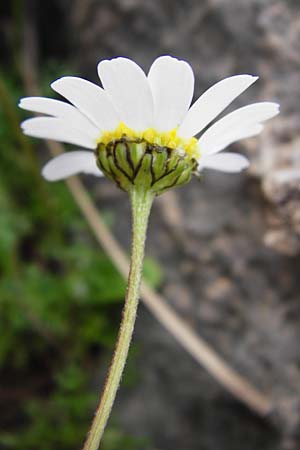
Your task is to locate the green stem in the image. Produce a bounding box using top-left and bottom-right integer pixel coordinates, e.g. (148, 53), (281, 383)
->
(83, 187), (154, 450)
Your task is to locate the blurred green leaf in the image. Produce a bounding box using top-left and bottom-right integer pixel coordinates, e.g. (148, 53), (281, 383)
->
(144, 256), (163, 288)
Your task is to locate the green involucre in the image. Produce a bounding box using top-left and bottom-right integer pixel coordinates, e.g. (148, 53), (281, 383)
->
(96, 138), (197, 195)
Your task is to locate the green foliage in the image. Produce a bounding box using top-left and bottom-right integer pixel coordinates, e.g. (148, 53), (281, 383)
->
(0, 74), (161, 450)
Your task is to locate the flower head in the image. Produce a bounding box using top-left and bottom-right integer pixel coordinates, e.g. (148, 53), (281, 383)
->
(19, 56), (279, 193)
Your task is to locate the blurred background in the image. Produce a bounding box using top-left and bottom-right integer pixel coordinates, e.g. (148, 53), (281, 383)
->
(1, 0), (300, 449)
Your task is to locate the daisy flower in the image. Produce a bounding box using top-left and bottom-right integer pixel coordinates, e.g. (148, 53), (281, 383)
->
(19, 56), (280, 450)
(19, 56), (279, 194)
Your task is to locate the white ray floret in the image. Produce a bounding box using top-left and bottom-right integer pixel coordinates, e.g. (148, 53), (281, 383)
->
(42, 151), (102, 181)
(51, 77), (119, 131)
(19, 97), (100, 137)
(21, 117), (97, 149)
(19, 55), (280, 180)
(198, 153), (250, 173)
(98, 57), (153, 131)
(177, 74), (259, 138)
(198, 102), (279, 158)
(199, 123), (264, 157)
(148, 56), (194, 131)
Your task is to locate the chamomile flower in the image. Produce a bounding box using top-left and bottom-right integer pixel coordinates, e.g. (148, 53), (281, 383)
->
(19, 56), (279, 193)
(18, 56), (280, 450)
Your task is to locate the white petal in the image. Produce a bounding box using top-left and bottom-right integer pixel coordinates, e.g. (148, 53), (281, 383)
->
(200, 124), (264, 156)
(198, 153), (249, 173)
(148, 56), (194, 131)
(199, 102), (279, 155)
(21, 117), (96, 149)
(51, 77), (119, 130)
(42, 151), (102, 181)
(98, 57), (153, 130)
(178, 75), (258, 138)
(19, 97), (100, 138)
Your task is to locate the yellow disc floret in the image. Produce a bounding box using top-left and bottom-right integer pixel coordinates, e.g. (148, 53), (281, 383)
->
(97, 122), (200, 159)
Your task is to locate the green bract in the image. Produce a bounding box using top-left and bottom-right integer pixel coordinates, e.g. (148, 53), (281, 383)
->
(96, 138), (197, 195)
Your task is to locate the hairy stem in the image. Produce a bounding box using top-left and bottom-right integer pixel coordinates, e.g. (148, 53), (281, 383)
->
(82, 188), (154, 450)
